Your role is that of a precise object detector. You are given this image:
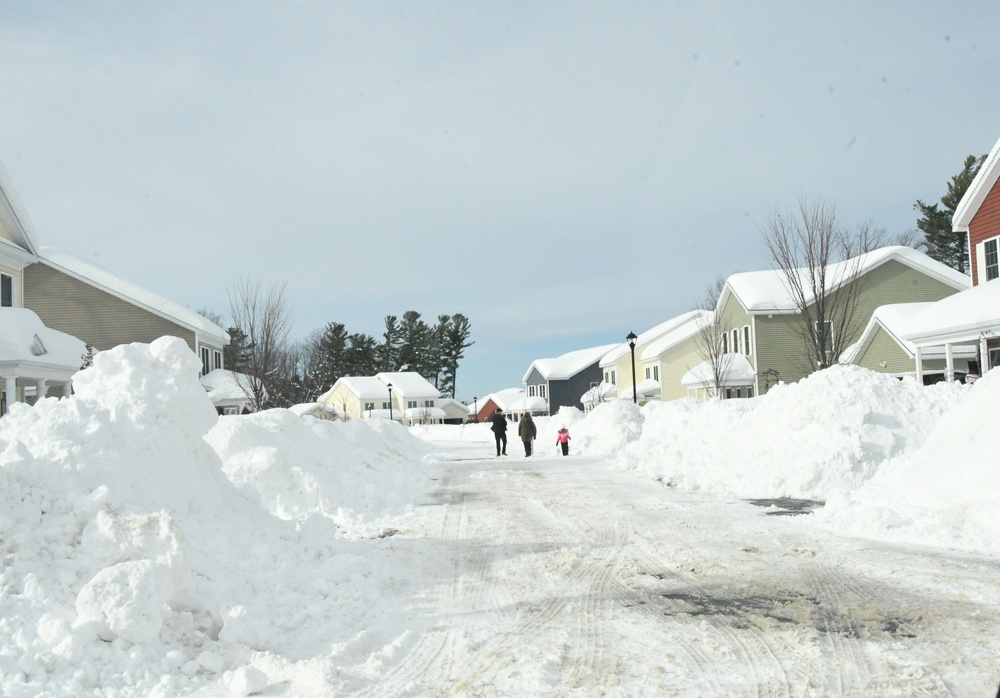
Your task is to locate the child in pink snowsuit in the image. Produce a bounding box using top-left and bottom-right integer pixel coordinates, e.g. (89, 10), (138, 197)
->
(556, 427), (571, 456)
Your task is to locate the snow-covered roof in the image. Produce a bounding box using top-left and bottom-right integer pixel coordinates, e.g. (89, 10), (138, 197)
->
(681, 355), (756, 388)
(0, 308), (87, 373)
(601, 311), (707, 367)
(483, 388), (524, 411)
(375, 371), (440, 397)
(723, 246), (970, 315)
(620, 379), (661, 401)
(0, 159), (39, 256)
(507, 396), (547, 413)
(200, 369), (254, 404)
(641, 310), (712, 361)
(953, 135), (1000, 231)
(902, 278), (1000, 346)
(843, 303), (978, 364)
(523, 343), (619, 383)
(321, 376), (390, 401)
(403, 407), (447, 419)
(37, 247), (229, 345)
(288, 402), (342, 420)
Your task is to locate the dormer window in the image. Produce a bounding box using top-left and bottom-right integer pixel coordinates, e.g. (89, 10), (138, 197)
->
(30, 334), (46, 356)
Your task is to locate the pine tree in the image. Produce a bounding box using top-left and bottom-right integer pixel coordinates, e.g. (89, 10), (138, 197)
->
(345, 333), (378, 376)
(376, 315), (403, 372)
(439, 313), (473, 398)
(398, 311), (431, 376)
(315, 322), (349, 388)
(915, 154), (986, 274)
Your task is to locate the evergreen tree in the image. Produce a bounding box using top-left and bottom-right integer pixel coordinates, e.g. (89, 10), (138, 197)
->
(915, 154), (986, 274)
(376, 315), (403, 372)
(223, 326), (253, 373)
(344, 333), (378, 376)
(398, 311), (431, 376)
(315, 322), (349, 388)
(439, 313), (473, 398)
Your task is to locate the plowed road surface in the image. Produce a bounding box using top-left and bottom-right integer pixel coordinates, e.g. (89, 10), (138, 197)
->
(339, 441), (1000, 696)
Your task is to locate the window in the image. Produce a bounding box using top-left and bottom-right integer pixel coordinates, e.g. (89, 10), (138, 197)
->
(539, 384), (546, 399)
(528, 385), (536, 397)
(407, 400), (417, 409)
(743, 325), (752, 356)
(985, 239), (999, 282)
(364, 402), (374, 411)
(424, 400), (434, 407)
(815, 320), (834, 353)
(200, 347), (210, 375)
(382, 401), (390, 409)
(1, 273), (11, 307)
(731, 329), (739, 354)
(653, 366), (659, 381)
(721, 332), (728, 353)
(644, 367), (651, 380)
(611, 370), (616, 385)
(214, 351), (223, 370)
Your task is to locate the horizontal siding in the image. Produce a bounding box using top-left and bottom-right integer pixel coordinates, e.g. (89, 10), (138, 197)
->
(23, 263), (196, 351)
(970, 179), (1000, 285)
(754, 313), (812, 388)
(857, 328), (910, 373)
(660, 337), (705, 401)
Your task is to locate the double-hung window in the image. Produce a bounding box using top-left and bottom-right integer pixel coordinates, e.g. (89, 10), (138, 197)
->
(985, 238), (999, 282)
(743, 325), (752, 356)
(815, 320), (834, 353)
(1, 273), (12, 307)
(200, 347), (210, 375)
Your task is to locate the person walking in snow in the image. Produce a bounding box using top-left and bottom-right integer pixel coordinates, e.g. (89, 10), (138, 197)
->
(490, 408), (508, 456)
(518, 412), (537, 456)
(556, 426), (571, 456)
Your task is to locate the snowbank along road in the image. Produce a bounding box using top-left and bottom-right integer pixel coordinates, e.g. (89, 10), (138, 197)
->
(335, 441), (1000, 697)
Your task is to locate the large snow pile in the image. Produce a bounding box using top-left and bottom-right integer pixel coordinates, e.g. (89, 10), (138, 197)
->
(0, 337), (435, 697)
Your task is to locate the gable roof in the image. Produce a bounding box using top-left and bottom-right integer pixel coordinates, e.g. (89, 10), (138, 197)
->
(902, 277), (1000, 346)
(482, 387), (524, 411)
(0, 307), (86, 372)
(641, 309), (711, 361)
(681, 354), (756, 388)
(843, 303), (978, 363)
(375, 371), (440, 397)
(320, 376), (389, 402)
(0, 159), (39, 257)
(601, 310), (707, 367)
(721, 246), (970, 315)
(523, 343), (619, 383)
(953, 134), (1000, 232)
(37, 247), (229, 345)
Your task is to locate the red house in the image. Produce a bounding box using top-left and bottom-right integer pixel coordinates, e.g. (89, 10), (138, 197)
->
(954, 137), (1000, 287)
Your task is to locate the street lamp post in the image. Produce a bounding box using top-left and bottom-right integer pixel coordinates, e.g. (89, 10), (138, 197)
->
(473, 396), (478, 423)
(387, 383), (394, 421)
(627, 331), (638, 404)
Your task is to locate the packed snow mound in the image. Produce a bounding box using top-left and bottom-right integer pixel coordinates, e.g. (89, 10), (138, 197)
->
(568, 400), (643, 458)
(611, 364), (967, 499)
(205, 408), (433, 533)
(0, 337), (437, 697)
(816, 366), (1000, 550)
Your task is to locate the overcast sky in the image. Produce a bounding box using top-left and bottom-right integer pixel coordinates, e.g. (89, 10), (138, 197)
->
(2, 1), (999, 402)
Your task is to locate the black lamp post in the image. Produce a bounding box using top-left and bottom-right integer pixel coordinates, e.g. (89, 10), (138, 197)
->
(473, 396), (478, 422)
(387, 383), (394, 421)
(627, 331), (638, 404)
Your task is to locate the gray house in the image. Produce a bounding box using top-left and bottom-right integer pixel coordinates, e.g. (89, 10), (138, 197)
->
(522, 343), (618, 414)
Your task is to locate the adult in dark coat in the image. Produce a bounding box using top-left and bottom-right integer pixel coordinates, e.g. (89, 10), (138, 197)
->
(518, 412), (537, 456)
(490, 408), (508, 456)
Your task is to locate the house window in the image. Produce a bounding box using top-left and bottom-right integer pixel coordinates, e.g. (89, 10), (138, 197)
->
(815, 320), (834, 353)
(743, 325), (752, 356)
(214, 350), (223, 370)
(382, 401), (390, 409)
(1, 273), (11, 307)
(721, 332), (728, 353)
(731, 329), (739, 354)
(424, 400), (434, 407)
(528, 385), (536, 397)
(539, 384), (546, 399)
(364, 402), (374, 411)
(653, 366), (659, 381)
(200, 347), (210, 375)
(610, 370), (616, 385)
(644, 367), (651, 380)
(407, 400), (417, 409)
(985, 239), (999, 282)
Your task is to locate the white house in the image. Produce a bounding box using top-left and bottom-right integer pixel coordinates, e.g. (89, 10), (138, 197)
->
(319, 371), (445, 424)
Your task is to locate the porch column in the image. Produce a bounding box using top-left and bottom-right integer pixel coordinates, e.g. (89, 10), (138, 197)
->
(62, 381), (73, 398)
(3, 375), (17, 413)
(914, 347), (924, 385)
(981, 335), (990, 373)
(35, 379), (47, 400)
(945, 343), (955, 383)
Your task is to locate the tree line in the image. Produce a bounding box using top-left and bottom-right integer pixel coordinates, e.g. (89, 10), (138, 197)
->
(205, 283), (473, 411)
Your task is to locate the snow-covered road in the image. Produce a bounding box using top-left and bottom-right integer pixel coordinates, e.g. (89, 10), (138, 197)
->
(349, 438), (1000, 697)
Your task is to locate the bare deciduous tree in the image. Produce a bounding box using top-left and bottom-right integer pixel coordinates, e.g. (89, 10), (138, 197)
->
(228, 280), (292, 411)
(694, 276), (734, 398)
(761, 198), (866, 373)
